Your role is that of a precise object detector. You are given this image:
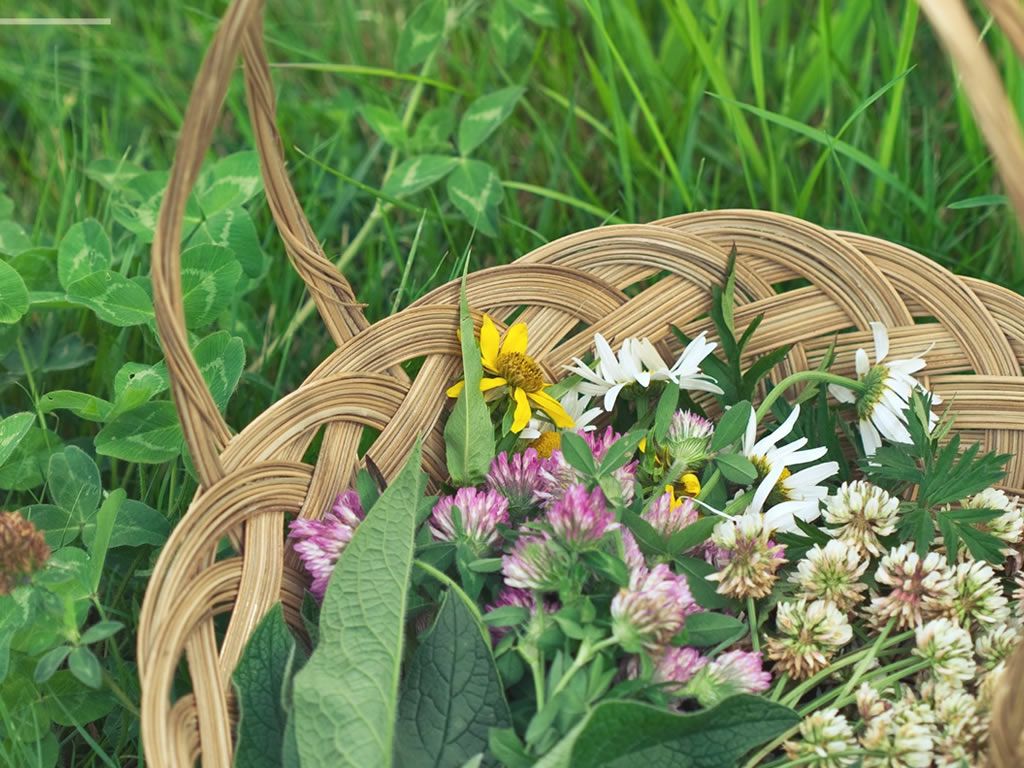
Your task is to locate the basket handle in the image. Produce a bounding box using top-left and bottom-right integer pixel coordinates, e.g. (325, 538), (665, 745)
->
(152, 0), (370, 485)
(918, 0), (1024, 227)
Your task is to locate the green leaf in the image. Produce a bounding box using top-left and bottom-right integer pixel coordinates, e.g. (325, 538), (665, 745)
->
(10, 246), (59, 291)
(560, 431), (597, 476)
(458, 87), (525, 155)
(714, 453), (757, 484)
(66, 270), (154, 327)
(533, 695), (798, 768)
(507, 0), (557, 27)
(394, 590), (512, 767)
(84, 157), (144, 190)
(105, 498), (171, 548)
(360, 104), (407, 147)
(233, 604), (306, 768)
(0, 427), (63, 491)
(0, 412), (35, 467)
(88, 489), (124, 592)
(653, 384), (680, 442)
(38, 391), (113, 422)
(293, 444), (426, 768)
(444, 279), (495, 485)
(446, 160), (502, 236)
(67, 647), (102, 689)
(674, 555), (739, 611)
(47, 446), (102, 521)
(0, 260), (29, 323)
(111, 362), (169, 416)
(672, 613), (746, 648)
(112, 171), (201, 242)
(710, 401), (751, 451)
(189, 331), (246, 410)
(80, 621), (124, 645)
(95, 402), (183, 463)
(488, 0), (526, 67)
(190, 206), (264, 278)
(57, 219), (112, 289)
(0, 220), (32, 256)
(180, 244), (243, 328)
(396, 0), (447, 71)
(383, 155), (460, 198)
(665, 516), (719, 555)
(34, 646), (71, 684)
(198, 151), (263, 213)
(44, 670), (116, 725)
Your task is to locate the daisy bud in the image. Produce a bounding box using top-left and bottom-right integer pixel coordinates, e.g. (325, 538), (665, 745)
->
(546, 484), (617, 546)
(914, 618), (974, 685)
(0, 511), (50, 595)
(707, 512), (787, 600)
(790, 539), (869, 611)
(766, 599), (853, 679)
(868, 544), (955, 630)
(823, 481), (900, 558)
(429, 487), (509, 552)
(621, 528), (646, 571)
(783, 708), (856, 768)
(289, 491), (365, 600)
(665, 410), (714, 469)
(950, 561), (1010, 630)
(611, 564), (697, 653)
(975, 622), (1021, 671)
(858, 702), (935, 768)
(642, 489), (698, 537)
(684, 650), (772, 707)
(487, 448), (544, 520)
(501, 533), (568, 592)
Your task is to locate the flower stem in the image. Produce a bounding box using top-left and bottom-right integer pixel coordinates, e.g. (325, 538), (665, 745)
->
(755, 371), (865, 422)
(747, 597), (761, 652)
(835, 618), (895, 702)
(797, 657), (928, 716)
(550, 636), (617, 700)
(769, 673), (790, 702)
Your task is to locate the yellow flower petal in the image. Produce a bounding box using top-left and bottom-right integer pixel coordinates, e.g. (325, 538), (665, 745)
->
(480, 377), (507, 392)
(527, 390), (575, 429)
(446, 380), (465, 398)
(501, 322), (529, 356)
(511, 387), (533, 433)
(679, 473), (701, 497)
(638, 437), (647, 453)
(480, 314), (500, 370)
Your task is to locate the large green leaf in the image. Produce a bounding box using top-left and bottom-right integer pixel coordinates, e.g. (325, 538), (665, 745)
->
(57, 219), (112, 290)
(95, 402), (183, 463)
(383, 155), (460, 198)
(189, 206), (264, 278)
(66, 270), (154, 327)
(396, 0), (447, 71)
(47, 446), (101, 521)
(0, 260), (28, 324)
(535, 695), (798, 768)
(444, 282), (495, 485)
(197, 151), (263, 213)
(395, 591), (512, 767)
(112, 171), (200, 242)
(190, 332), (245, 410)
(446, 160), (502, 236)
(457, 87), (525, 155)
(293, 444), (426, 767)
(233, 604), (306, 768)
(0, 412), (35, 467)
(180, 244), (243, 328)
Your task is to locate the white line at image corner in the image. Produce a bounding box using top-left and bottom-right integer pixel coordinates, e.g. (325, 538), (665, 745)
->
(0, 18), (112, 26)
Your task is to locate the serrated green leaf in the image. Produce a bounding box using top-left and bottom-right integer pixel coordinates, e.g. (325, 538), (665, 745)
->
(672, 613), (746, 648)
(47, 446), (101, 521)
(710, 401), (751, 451)
(446, 160), (502, 236)
(534, 695), (798, 768)
(95, 402), (183, 463)
(394, 590), (512, 768)
(198, 151), (263, 213)
(458, 87), (525, 155)
(38, 391), (113, 422)
(396, 0), (447, 71)
(66, 270), (154, 327)
(57, 219), (112, 289)
(67, 647), (102, 689)
(293, 444), (426, 768)
(0, 412), (35, 467)
(0, 260), (28, 323)
(233, 604), (306, 768)
(111, 362), (169, 416)
(383, 155), (460, 198)
(180, 244), (243, 328)
(189, 206), (264, 278)
(360, 104), (406, 147)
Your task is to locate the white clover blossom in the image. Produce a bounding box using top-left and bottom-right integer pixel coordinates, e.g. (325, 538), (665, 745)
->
(790, 539), (869, 611)
(914, 618), (974, 685)
(828, 322), (940, 456)
(824, 480), (900, 557)
(784, 708), (857, 768)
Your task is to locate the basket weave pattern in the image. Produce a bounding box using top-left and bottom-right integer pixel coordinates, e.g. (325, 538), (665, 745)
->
(139, 1), (1024, 765)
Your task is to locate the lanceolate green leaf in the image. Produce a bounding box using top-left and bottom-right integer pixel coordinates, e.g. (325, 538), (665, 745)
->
(534, 695), (798, 768)
(396, 0), (447, 71)
(293, 444), (426, 768)
(444, 278), (495, 485)
(394, 590), (512, 767)
(446, 160), (502, 236)
(383, 155), (460, 198)
(458, 87), (525, 155)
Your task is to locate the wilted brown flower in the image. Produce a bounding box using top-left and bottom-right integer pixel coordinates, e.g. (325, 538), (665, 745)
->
(0, 511), (50, 595)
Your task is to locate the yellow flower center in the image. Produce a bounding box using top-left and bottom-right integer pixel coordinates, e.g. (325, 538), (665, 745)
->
(531, 431), (561, 459)
(496, 351), (544, 392)
(752, 457), (793, 508)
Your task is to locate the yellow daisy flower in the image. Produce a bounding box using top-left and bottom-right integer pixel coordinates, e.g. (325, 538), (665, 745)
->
(446, 314), (575, 434)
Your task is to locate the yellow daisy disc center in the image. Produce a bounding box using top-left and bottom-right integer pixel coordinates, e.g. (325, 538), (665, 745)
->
(496, 351), (544, 392)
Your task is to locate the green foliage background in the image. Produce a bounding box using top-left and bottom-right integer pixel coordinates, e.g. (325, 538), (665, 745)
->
(0, 0), (1022, 764)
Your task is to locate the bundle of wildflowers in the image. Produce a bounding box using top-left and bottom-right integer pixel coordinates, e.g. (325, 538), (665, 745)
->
(267, 262), (1023, 767)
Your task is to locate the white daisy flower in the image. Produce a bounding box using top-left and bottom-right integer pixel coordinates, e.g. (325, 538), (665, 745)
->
(519, 388), (603, 440)
(566, 332), (722, 412)
(828, 322), (940, 456)
(743, 406), (839, 533)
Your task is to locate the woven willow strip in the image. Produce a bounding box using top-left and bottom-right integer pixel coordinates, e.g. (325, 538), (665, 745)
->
(139, 0), (1024, 765)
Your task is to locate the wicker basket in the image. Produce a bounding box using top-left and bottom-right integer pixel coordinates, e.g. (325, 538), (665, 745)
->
(139, 0), (1024, 765)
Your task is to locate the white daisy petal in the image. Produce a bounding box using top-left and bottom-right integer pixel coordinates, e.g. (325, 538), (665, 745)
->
(869, 321), (890, 363)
